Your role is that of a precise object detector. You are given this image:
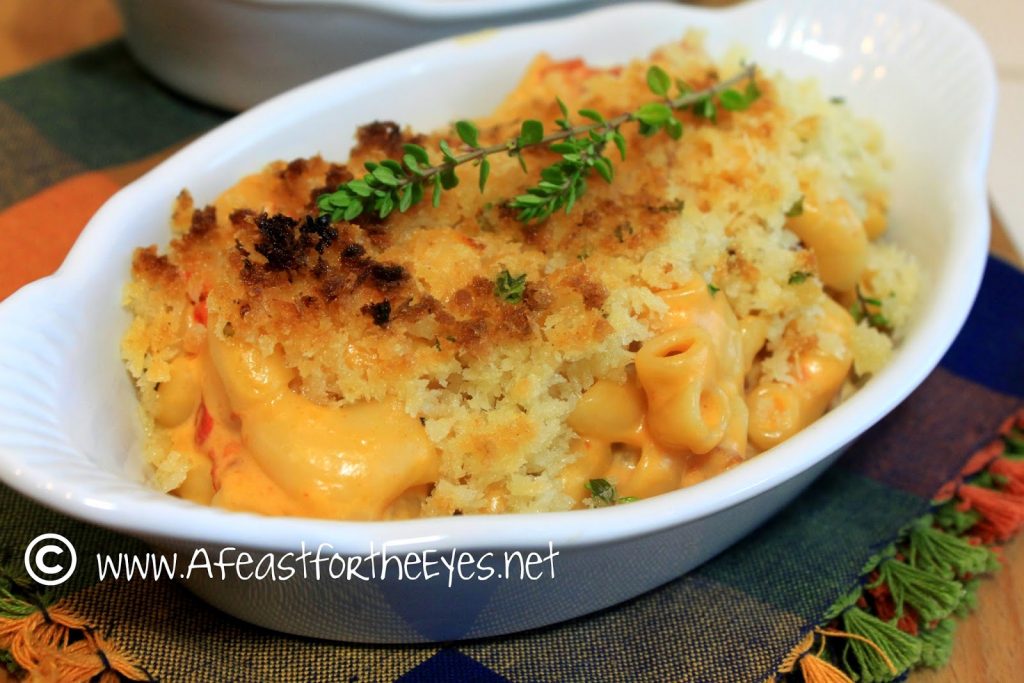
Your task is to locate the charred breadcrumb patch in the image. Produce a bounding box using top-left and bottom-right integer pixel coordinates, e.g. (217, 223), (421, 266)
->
(300, 214), (338, 254)
(325, 164), (353, 187)
(363, 226), (392, 250)
(254, 213), (304, 273)
(229, 206), (254, 228)
(243, 212), (338, 277)
(523, 283), (553, 311)
(368, 263), (406, 288)
(319, 275), (345, 302)
(234, 238), (261, 289)
(188, 205), (217, 238)
(131, 246), (179, 284)
(356, 121), (402, 156)
(231, 204), (412, 307)
(311, 256), (330, 280)
(175, 189), (193, 209)
(280, 158), (308, 181)
(519, 217), (550, 250)
(172, 189), (194, 230)
(362, 299), (392, 327)
(448, 276), (534, 343)
(353, 121), (427, 160)
(497, 204), (519, 222)
(574, 273), (608, 310)
(576, 209), (601, 231)
(342, 243), (365, 259)
(350, 210), (387, 230)
(308, 163), (354, 208)
(392, 294), (442, 325)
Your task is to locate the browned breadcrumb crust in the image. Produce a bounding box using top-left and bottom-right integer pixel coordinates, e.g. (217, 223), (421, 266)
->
(132, 246), (179, 284)
(133, 105), (645, 362)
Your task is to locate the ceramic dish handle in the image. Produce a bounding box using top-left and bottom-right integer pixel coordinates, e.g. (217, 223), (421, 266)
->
(0, 274), (126, 497)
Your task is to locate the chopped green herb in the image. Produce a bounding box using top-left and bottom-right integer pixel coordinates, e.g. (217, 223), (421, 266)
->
(850, 285), (891, 331)
(586, 478), (616, 506)
(586, 478), (639, 507)
(707, 283), (720, 296)
(830, 96), (846, 105)
(649, 198), (685, 213)
(788, 271), (811, 285)
(785, 196), (805, 218)
(495, 269), (527, 304)
(477, 202), (496, 232)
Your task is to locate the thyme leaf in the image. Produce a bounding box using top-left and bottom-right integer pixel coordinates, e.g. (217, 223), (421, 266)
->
(788, 271), (811, 285)
(850, 284), (891, 331)
(495, 269), (527, 304)
(586, 478), (639, 507)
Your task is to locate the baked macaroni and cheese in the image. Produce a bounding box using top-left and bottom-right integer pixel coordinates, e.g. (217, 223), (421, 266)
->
(121, 34), (920, 520)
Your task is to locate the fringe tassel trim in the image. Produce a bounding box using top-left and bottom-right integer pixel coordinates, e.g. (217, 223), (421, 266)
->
(0, 569), (151, 682)
(775, 408), (1024, 683)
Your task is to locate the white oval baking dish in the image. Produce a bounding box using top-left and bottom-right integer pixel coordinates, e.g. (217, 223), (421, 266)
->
(0, 0), (994, 642)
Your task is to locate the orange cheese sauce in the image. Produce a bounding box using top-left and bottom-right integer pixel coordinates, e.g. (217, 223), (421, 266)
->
(562, 277), (748, 501)
(160, 321), (439, 520)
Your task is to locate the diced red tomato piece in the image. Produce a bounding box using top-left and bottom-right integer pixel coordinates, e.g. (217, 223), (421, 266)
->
(195, 401), (214, 445)
(193, 298), (208, 325)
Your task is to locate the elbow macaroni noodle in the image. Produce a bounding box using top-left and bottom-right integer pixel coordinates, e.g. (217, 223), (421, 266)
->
(746, 297), (854, 451)
(785, 192), (867, 293)
(162, 327), (439, 520)
(566, 276), (860, 500)
(565, 277), (753, 499)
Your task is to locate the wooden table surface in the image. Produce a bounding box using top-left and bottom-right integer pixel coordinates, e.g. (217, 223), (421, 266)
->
(1, 1), (1021, 681)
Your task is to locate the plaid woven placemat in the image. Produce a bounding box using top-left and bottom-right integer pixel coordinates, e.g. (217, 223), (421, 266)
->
(1, 42), (1023, 683)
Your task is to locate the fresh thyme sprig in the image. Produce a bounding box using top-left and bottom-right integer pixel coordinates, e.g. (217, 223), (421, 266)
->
(317, 63), (759, 224)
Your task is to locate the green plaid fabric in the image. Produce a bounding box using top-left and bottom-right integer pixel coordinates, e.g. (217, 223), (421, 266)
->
(1, 42), (1022, 683)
